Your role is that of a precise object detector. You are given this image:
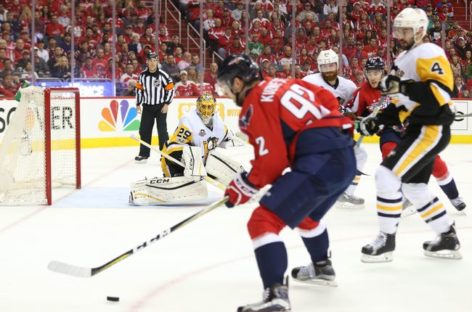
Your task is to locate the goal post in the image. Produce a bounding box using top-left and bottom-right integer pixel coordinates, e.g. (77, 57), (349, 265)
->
(0, 86), (81, 205)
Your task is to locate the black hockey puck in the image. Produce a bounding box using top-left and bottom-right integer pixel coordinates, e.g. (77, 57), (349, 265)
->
(107, 296), (120, 302)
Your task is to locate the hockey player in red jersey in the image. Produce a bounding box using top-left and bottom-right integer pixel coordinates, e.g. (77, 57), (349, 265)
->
(348, 56), (466, 211)
(217, 54), (356, 312)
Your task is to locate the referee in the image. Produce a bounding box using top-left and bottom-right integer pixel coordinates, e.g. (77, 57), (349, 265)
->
(135, 52), (175, 163)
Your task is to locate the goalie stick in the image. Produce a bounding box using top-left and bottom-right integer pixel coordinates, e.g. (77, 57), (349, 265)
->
(47, 196), (228, 278)
(129, 134), (225, 191)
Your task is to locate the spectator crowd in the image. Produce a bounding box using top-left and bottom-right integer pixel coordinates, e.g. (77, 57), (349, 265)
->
(1, 0), (472, 98)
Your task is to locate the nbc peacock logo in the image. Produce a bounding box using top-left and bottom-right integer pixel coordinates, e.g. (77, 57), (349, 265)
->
(99, 99), (140, 132)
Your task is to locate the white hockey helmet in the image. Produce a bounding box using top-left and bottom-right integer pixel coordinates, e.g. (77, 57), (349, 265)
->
(317, 49), (339, 68)
(393, 8), (428, 41)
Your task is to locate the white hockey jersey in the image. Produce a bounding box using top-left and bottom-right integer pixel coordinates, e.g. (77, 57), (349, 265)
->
(162, 108), (230, 161)
(303, 73), (357, 106)
(394, 43), (453, 105)
(390, 42), (455, 123)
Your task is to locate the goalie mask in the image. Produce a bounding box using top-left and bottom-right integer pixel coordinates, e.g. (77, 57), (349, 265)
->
(393, 8), (428, 50)
(197, 93), (216, 125)
(317, 49), (339, 82)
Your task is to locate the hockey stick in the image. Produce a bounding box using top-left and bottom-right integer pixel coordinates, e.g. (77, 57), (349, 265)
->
(454, 111), (472, 121)
(48, 196), (228, 278)
(129, 134), (225, 191)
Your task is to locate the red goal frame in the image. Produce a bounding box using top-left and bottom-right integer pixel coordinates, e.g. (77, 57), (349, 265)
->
(44, 88), (81, 205)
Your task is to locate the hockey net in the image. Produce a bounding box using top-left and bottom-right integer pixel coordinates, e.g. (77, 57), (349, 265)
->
(0, 86), (81, 205)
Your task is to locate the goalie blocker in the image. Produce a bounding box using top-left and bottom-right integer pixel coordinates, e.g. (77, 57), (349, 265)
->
(129, 147), (243, 205)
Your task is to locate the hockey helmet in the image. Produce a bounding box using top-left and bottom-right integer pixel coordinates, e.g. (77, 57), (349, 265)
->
(196, 93), (216, 124)
(217, 54), (261, 106)
(217, 54), (261, 86)
(364, 57), (385, 89)
(365, 57), (385, 71)
(317, 49), (339, 72)
(393, 8), (428, 42)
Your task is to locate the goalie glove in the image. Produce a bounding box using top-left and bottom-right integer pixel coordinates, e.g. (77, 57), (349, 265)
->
(358, 116), (382, 136)
(225, 171), (258, 208)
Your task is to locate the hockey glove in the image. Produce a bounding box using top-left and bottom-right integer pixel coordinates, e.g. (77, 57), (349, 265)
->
(380, 75), (402, 94)
(358, 116), (382, 136)
(225, 172), (259, 208)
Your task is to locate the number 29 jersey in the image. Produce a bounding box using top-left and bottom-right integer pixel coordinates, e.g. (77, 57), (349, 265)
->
(162, 109), (229, 160)
(240, 78), (351, 188)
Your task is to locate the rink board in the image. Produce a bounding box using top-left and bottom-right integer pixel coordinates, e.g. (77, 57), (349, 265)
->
(1, 97), (471, 146)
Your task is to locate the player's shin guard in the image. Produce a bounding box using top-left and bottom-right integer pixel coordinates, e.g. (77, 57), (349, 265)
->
(254, 241), (288, 289)
(362, 166), (400, 262)
(436, 176), (466, 211)
(336, 145), (367, 209)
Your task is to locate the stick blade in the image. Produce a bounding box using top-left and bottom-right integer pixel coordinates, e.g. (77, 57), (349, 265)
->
(48, 260), (92, 278)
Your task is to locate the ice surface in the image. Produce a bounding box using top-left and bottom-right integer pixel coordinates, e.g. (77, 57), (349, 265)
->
(0, 144), (470, 312)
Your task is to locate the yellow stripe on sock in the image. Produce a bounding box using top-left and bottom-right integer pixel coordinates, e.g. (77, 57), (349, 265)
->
(420, 203), (444, 219)
(377, 204), (402, 212)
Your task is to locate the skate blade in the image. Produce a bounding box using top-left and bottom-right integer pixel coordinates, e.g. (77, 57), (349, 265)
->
(401, 208), (416, 218)
(335, 201), (364, 210)
(237, 299), (291, 312)
(453, 210), (467, 217)
(361, 252), (393, 263)
(292, 278), (338, 287)
(424, 249), (462, 260)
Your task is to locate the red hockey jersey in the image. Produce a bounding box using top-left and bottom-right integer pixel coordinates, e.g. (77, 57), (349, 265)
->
(347, 81), (387, 117)
(240, 78), (351, 188)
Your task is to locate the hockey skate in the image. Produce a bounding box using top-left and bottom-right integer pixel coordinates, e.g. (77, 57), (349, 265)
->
(336, 192), (365, 209)
(291, 259), (337, 287)
(237, 283), (290, 312)
(361, 232), (395, 263)
(450, 197), (466, 212)
(423, 225), (462, 259)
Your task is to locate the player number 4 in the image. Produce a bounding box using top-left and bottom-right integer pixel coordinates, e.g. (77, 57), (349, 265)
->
(431, 62), (444, 75)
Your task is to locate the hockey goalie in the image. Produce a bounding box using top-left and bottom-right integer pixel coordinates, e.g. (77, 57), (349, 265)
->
(130, 93), (244, 205)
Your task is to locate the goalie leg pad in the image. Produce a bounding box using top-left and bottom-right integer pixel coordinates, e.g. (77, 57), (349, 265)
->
(205, 148), (244, 185)
(130, 176), (208, 205)
(182, 145), (207, 177)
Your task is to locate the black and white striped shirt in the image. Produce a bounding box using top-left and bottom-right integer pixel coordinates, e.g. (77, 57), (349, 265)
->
(136, 68), (175, 105)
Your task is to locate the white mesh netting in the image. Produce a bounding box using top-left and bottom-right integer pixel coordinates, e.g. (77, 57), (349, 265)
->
(0, 86), (79, 205)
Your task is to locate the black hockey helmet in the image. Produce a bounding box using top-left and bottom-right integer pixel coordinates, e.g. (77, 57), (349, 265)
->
(217, 54), (261, 88)
(365, 56), (385, 71)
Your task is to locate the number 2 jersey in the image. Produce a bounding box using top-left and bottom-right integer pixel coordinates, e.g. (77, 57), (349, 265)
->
(161, 109), (231, 176)
(386, 42), (455, 126)
(240, 78), (352, 188)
